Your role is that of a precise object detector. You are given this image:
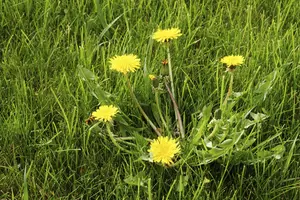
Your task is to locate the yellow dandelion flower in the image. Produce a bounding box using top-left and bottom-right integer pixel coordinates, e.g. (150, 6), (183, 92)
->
(109, 54), (141, 74)
(148, 136), (180, 165)
(152, 28), (182, 43)
(92, 105), (119, 122)
(220, 55), (244, 68)
(148, 74), (156, 80)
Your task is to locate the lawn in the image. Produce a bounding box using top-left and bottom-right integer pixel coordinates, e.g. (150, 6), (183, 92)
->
(0, 0), (299, 199)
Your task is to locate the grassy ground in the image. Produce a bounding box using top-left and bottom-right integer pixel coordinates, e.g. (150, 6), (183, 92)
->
(0, 0), (299, 199)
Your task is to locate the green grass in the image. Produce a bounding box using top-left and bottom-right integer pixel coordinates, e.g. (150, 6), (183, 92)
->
(1, 0), (299, 199)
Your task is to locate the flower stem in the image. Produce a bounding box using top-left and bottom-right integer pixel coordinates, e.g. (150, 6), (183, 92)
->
(147, 178), (153, 200)
(223, 72), (234, 106)
(125, 75), (161, 136)
(220, 75), (225, 107)
(167, 46), (176, 99)
(166, 46), (184, 138)
(165, 81), (185, 138)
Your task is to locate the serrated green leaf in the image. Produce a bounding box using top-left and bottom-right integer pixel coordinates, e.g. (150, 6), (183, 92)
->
(191, 104), (212, 145)
(78, 66), (113, 103)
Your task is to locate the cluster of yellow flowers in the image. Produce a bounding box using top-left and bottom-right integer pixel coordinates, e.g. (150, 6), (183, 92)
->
(108, 28), (182, 75)
(90, 27), (245, 166)
(92, 104), (180, 165)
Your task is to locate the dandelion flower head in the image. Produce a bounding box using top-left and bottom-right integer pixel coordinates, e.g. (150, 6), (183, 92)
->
(148, 136), (180, 165)
(220, 55), (244, 67)
(152, 28), (182, 43)
(109, 54), (141, 74)
(92, 105), (119, 122)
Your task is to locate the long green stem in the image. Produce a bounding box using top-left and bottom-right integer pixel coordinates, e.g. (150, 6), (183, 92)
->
(147, 178), (152, 200)
(220, 75), (225, 107)
(166, 46), (184, 138)
(125, 75), (161, 136)
(223, 72), (234, 106)
(167, 46), (176, 99)
(165, 82), (185, 138)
